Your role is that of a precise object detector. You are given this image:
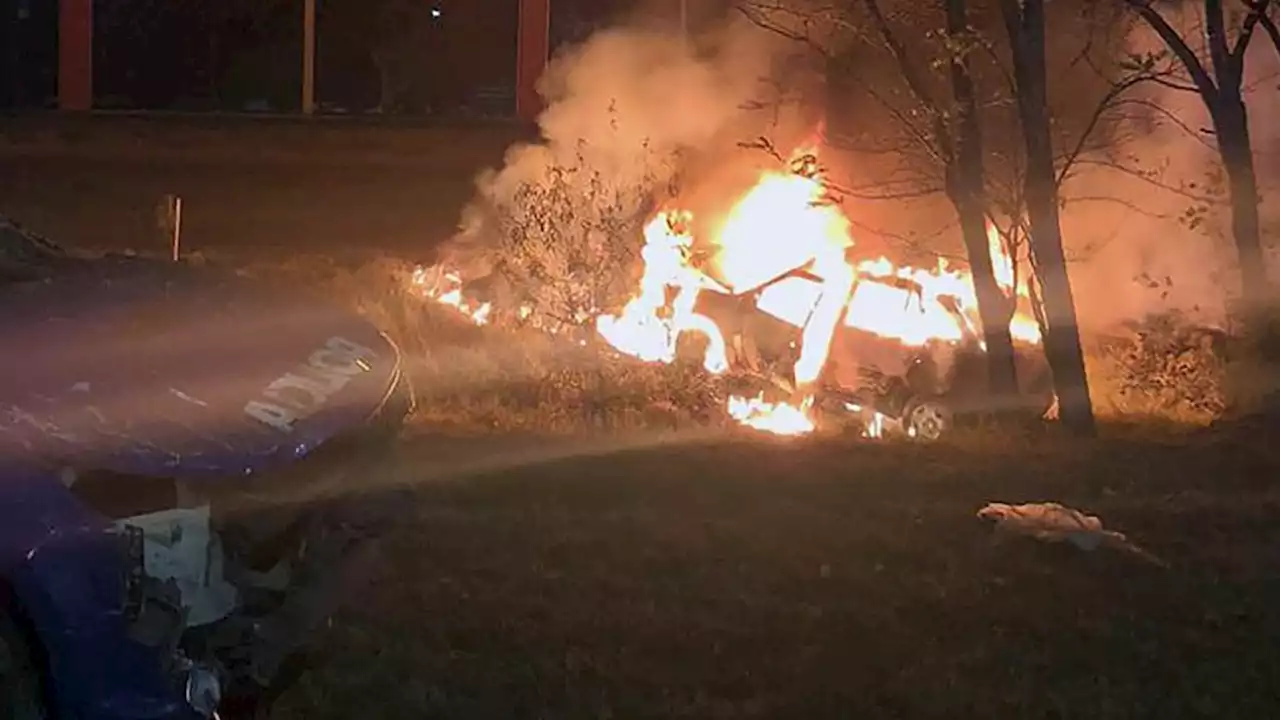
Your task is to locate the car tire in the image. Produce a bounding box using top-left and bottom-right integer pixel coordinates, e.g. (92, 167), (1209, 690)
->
(900, 396), (953, 442)
(0, 605), (49, 720)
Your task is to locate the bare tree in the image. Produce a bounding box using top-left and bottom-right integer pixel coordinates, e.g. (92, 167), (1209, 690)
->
(1120, 0), (1277, 306)
(997, 0), (1097, 435)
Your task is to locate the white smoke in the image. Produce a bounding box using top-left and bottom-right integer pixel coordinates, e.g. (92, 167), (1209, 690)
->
(459, 14), (802, 235)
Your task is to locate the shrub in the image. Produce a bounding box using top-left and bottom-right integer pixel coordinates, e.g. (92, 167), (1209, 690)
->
(441, 139), (673, 335)
(1085, 312), (1228, 425)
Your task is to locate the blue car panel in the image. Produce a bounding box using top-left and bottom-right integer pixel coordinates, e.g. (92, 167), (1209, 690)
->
(0, 216), (412, 719)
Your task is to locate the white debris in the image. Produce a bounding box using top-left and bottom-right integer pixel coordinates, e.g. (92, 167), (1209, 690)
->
(977, 502), (1166, 566)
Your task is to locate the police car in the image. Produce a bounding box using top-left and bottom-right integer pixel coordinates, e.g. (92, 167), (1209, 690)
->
(0, 216), (413, 719)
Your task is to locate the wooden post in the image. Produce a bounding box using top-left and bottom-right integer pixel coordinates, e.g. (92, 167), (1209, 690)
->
(169, 195), (183, 262)
(516, 0), (550, 122)
(301, 0), (316, 114)
(158, 195), (183, 262)
(58, 0), (93, 111)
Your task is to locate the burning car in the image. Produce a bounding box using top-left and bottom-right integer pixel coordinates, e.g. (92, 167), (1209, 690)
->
(592, 183), (1049, 439)
(418, 143), (1050, 438)
(699, 265), (1054, 440)
(0, 216), (413, 719)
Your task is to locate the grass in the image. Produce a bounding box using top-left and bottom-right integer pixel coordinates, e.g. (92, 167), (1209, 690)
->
(266, 430), (1280, 719)
(8, 122), (1278, 717)
(238, 254), (1280, 719)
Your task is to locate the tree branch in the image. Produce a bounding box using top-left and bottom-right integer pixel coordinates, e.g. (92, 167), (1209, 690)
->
(1053, 68), (1180, 186)
(1107, 97), (1221, 151)
(1206, 0), (1234, 81)
(1123, 0), (1220, 97)
(1249, 0), (1280, 60)
(1069, 157), (1225, 204)
(860, 0), (944, 120)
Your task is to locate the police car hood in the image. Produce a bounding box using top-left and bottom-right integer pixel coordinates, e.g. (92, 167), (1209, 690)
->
(0, 256), (400, 479)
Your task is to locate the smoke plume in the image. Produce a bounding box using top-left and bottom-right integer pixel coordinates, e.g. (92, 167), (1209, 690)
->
(447, 13), (806, 268)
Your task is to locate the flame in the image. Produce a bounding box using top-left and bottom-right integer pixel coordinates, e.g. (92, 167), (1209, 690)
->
(412, 267), (492, 325)
(417, 141), (1045, 438)
(595, 212), (729, 374)
(707, 171), (851, 293)
(728, 393), (815, 436)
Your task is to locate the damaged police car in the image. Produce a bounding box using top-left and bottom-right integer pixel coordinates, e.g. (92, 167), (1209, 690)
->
(0, 216), (413, 719)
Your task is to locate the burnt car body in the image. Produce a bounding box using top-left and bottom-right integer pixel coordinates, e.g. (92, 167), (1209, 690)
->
(0, 216), (413, 719)
(692, 259), (1052, 439)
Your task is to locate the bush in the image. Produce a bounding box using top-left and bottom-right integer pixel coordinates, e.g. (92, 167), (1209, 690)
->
(441, 139), (672, 335)
(1085, 312), (1228, 425)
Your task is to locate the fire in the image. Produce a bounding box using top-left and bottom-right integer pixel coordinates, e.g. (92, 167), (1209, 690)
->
(595, 212), (730, 374)
(727, 393), (815, 436)
(847, 232), (1042, 348)
(412, 266), (492, 325)
(417, 142), (1045, 438)
(595, 163), (854, 433)
(593, 150), (1040, 436)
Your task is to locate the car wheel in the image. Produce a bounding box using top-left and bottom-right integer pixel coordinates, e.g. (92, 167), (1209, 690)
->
(0, 609), (48, 720)
(901, 397), (952, 442)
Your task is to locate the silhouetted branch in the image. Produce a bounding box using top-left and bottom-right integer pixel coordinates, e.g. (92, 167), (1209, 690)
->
(1106, 97), (1220, 151)
(859, 0), (944, 120)
(1054, 66), (1193, 186)
(1068, 157), (1225, 204)
(1250, 1), (1280, 60)
(1058, 193), (1175, 220)
(1123, 0), (1219, 97)
(738, 136), (944, 201)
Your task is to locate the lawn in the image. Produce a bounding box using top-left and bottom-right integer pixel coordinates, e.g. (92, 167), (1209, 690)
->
(269, 424), (1280, 719)
(240, 245), (1280, 720)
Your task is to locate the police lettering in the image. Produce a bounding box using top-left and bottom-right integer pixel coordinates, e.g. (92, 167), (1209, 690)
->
(244, 336), (378, 432)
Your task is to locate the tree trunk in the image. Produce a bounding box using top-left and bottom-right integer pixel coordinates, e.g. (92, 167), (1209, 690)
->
(944, 0), (1020, 407)
(1001, 0), (1096, 436)
(1212, 95), (1268, 306)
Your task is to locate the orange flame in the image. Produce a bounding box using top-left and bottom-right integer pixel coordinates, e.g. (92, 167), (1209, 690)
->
(412, 267), (492, 325)
(727, 393), (815, 436)
(594, 147), (1042, 435)
(417, 142), (1043, 438)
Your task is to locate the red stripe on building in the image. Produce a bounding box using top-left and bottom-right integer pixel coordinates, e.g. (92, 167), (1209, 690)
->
(58, 0), (93, 110)
(516, 0), (550, 122)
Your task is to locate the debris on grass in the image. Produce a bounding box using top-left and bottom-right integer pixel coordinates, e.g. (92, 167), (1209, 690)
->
(977, 501), (1167, 567)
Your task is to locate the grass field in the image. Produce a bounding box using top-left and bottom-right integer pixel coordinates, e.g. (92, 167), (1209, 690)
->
(8, 116), (1280, 718)
(266, 424), (1280, 720)
(260, 264), (1280, 720)
(0, 113), (529, 255)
